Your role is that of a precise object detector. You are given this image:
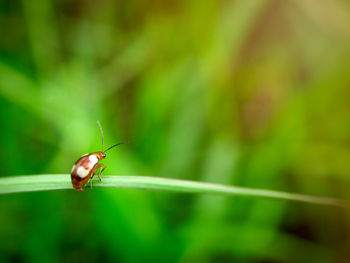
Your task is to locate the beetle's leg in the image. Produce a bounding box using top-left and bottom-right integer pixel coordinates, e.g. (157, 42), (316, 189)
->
(90, 172), (96, 189)
(89, 164), (102, 189)
(97, 164), (106, 181)
(89, 164), (106, 188)
(90, 175), (94, 189)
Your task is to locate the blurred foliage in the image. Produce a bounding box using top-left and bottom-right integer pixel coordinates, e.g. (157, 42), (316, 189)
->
(0, 0), (350, 262)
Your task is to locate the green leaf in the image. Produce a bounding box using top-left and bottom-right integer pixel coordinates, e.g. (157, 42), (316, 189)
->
(0, 174), (348, 208)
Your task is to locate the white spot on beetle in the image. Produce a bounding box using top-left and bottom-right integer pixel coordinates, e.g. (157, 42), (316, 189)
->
(77, 166), (89, 178)
(89, 155), (98, 165)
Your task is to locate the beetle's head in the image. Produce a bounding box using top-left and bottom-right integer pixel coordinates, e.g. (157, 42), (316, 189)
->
(95, 152), (106, 160)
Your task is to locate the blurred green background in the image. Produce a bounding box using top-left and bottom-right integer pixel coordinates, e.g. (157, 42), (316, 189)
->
(1, 0), (350, 262)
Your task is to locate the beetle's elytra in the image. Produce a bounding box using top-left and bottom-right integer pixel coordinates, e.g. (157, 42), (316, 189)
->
(70, 121), (124, 191)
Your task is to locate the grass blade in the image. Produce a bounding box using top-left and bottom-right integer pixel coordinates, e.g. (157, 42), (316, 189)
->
(0, 174), (348, 208)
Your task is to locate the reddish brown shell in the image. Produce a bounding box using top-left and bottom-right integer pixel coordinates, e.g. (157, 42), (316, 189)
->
(70, 152), (105, 191)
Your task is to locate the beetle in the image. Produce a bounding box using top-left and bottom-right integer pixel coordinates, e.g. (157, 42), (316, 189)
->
(70, 120), (124, 191)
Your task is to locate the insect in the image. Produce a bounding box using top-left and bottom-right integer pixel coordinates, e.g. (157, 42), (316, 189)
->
(70, 120), (124, 191)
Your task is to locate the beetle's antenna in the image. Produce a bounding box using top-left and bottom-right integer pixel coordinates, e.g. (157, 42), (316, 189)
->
(104, 142), (125, 153)
(97, 120), (104, 152)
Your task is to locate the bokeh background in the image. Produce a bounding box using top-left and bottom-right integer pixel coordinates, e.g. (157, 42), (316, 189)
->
(1, 0), (350, 262)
